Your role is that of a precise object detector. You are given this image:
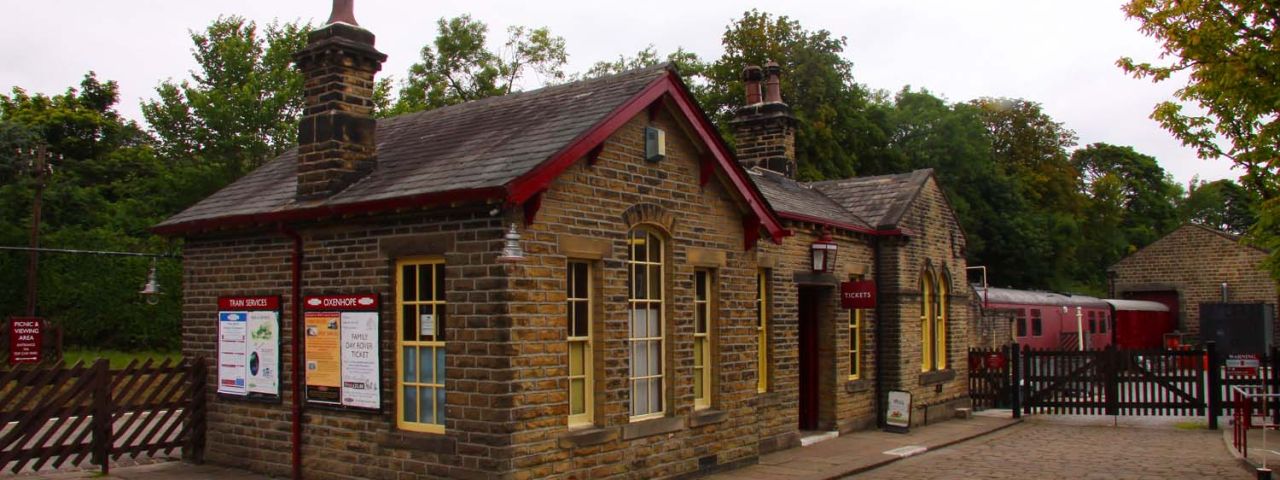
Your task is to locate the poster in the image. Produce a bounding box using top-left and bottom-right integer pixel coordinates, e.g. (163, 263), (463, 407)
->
(217, 312), (248, 396)
(304, 294), (381, 410)
(304, 311), (342, 404)
(886, 390), (912, 431)
(217, 296), (280, 399)
(8, 317), (43, 365)
(341, 312), (380, 409)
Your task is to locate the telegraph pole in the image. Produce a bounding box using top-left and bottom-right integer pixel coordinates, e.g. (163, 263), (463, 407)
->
(23, 145), (55, 317)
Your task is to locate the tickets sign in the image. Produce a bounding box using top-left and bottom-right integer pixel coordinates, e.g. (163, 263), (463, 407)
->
(8, 317), (43, 365)
(840, 280), (877, 309)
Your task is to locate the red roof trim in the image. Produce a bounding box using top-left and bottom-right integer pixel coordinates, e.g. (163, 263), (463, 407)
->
(508, 69), (788, 244)
(777, 211), (903, 237)
(152, 186), (506, 236)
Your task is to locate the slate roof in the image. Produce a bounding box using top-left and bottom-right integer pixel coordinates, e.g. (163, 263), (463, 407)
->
(157, 65), (671, 230)
(748, 168), (871, 229)
(810, 169), (933, 230)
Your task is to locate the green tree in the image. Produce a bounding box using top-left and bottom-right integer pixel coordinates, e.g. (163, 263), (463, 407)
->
(1181, 177), (1258, 234)
(1119, 0), (1280, 199)
(579, 45), (706, 82)
(700, 10), (889, 181)
(384, 15), (567, 116)
(0, 74), (181, 350)
(142, 16), (310, 188)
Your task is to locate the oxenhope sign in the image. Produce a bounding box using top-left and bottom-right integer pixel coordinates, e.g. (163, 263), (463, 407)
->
(8, 317), (44, 364)
(841, 280), (876, 309)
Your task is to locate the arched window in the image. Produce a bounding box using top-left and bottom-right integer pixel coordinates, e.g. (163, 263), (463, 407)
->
(935, 269), (949, 371)
(628, 227), (665, 419)
(920, 268), (934, 372)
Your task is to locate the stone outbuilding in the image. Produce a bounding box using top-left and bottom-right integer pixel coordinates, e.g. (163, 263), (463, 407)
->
(155, 5), (972, 479)
(1109, 223), (1279, 341)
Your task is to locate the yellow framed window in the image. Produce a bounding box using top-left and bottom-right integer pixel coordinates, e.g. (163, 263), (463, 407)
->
(934, 273), (948, 371)
(850, 307), (862, 380)
(756, 269), (770, 393)
(920, 270), (934, 372)
(628, 228), (665, 419)
(693, 269), (713, 409)
(396, 258), (446, 433)
(567, 261), (592, 427)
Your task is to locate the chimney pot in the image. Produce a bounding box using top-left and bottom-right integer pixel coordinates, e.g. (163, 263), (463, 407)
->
(742, 65), (763, 105)
(763, 61), (783, 104)
(326, 0), (359, 26)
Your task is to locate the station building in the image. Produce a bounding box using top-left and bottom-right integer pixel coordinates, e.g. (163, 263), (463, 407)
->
(156, 6), (972, 479)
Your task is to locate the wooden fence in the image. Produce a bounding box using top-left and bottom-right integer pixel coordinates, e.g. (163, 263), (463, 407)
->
(0, 357), (205, 475)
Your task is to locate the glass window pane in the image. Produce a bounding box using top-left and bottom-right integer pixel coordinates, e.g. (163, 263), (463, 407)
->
(419, 386), (434, 427)
(634, 267), (647, 300)
(437, 306), (446, 339)
(635, 380), (648, 415)
(649, 265), (662, 300)
(403, 347), (416, 383)
(647, 306), (661, 338)
(573, 263), (588, 298)
(419, 305), (435, 342)
(649, 378), (662, 413)
(696, 307), (706, 334)
(435, 264), (446, 301)
(648, 341), (660, 374)
(694, 338), (704, 365)
(436, 388), (446, 424)
(402, 305), (416, 342)
(402, 265), (417, 302)
(634, 341), (647, 376)
(419, 264), (433, 302)
(694, 370), (704, 398)
(435, 348), (446, 385)
(403, 386), (418, 423)
(630, 308), (645, 338)
(420, 346), (433, 383)
(573, 302), (589, 337)
(569, 342), (584, 376)
(632, 234), (647, 263)
(570, 379), (585, 414)
(695, 272), (707, 300)
(647, 233), (661, 265)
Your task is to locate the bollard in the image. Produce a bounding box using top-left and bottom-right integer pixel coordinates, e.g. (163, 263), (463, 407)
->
(1258, 468), (1271, 480)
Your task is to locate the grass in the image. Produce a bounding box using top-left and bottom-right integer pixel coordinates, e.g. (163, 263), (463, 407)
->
(61, 349), (182, 369)
(1174, 420), (1207, 430)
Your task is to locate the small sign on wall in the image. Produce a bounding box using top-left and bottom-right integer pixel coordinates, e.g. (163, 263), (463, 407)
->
(841, 280), (877, 309)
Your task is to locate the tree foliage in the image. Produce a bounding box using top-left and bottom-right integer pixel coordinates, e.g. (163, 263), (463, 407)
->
(0, 74), (181, 350)
(142, 16), (310, 189)
(1181, 177), (1258, 234)
(384, 15), (567, 116)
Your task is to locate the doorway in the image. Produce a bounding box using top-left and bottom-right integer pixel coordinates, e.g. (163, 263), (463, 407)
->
(798, 286), (820, 430)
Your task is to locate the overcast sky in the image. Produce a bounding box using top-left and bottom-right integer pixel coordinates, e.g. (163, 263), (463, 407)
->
(0, 0), (1238, 186)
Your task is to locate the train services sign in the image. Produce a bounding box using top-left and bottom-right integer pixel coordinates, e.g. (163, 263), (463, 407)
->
(8, 317), (43, 365)
(840, 280), (877, 309)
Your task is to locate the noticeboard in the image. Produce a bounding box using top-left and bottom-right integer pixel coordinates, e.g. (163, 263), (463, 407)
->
(217, 296), (281, 400)
(304, 294), (381, 411)
(8, 317), (44, 365)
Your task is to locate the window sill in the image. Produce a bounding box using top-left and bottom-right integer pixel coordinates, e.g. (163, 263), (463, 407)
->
(621, 416), (685, 440)
(919, 369), (957, 386)
(689, 409), (728, 428)
(375, 430), (455, 454)
(558, 426), (616, 449)
(845, 379), (871, 393)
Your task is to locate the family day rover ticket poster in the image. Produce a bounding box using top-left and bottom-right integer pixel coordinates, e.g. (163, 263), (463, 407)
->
(303, 294), (381, 410)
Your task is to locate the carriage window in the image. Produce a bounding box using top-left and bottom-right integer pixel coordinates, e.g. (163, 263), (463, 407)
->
(1016, 314), (1027, 337)
(1100, 314), (1108, 334)
(1030, 309), (1042, 336)
(1088, 311), (1097, 334)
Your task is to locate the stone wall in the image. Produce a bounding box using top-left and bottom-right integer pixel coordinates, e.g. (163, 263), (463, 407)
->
(1110, 224), (1278, 341)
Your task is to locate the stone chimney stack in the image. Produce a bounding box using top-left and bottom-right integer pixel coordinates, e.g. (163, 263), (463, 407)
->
(731, 60), (797, 178)
(292, 0), (387, 201)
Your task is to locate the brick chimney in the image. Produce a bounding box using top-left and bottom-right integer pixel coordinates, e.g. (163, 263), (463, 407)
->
(292, 0), (387, 201)
(731, 61), (796, 178)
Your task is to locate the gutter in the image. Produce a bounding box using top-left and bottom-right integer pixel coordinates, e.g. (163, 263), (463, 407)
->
(279, 225), (304, 480)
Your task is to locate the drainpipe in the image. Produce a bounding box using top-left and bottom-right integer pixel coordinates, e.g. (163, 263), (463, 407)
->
(872, 236), (886, 427)
(280, 225), (304, 480)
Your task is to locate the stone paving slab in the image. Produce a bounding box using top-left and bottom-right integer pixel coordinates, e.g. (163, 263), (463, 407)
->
(705, 414), (1020, 480)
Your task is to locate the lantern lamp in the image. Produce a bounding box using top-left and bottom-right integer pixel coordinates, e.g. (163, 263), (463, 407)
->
(496, 223), (527, 263)
(810, 231), (837, 273)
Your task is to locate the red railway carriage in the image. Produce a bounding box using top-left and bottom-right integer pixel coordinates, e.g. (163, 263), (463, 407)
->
(979, 287), (1113, 350)
(1104, 299), (1175, 350)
